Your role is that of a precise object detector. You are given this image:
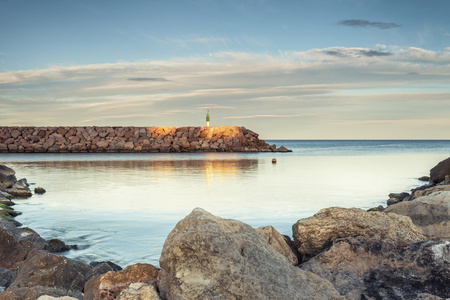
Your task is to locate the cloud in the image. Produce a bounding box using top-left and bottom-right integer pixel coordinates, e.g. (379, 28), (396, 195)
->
(338, 19), (402, 29)
(127, 77), (169, 82)
(0, 46), (449, 138)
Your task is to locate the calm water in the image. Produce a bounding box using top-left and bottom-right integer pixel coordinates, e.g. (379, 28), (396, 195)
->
(1, 140), (449, 267)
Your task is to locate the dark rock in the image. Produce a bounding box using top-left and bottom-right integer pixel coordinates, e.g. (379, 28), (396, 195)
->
(34, 187), (46, 194)
(301, 237), (450, 300)
(388, 192), (410, 201)
(0, 165), (16, 177)
(0, 173), (16, 189)
(0, 218), (48, 269)
(45, 238), (77, 253)
(387, 197), (400, 206)
(367, 205), (384, 212)
(89, 261), (122, 271)
(0, 267), (15, 293)
(430, 157), (450, 184)
(419, 176), (430, 182)
(2, 249), (91, 299)
(0, 199), (15, 206)
(84, 262), (120, 284)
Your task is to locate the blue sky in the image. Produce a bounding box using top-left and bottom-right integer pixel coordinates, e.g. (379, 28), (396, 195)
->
(1, 0), (449, 139)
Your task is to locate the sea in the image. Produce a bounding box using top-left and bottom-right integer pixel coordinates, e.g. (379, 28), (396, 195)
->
(1, 140), (449, 268)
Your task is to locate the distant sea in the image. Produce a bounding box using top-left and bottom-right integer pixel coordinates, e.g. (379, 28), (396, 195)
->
(1, 140), (449, 267)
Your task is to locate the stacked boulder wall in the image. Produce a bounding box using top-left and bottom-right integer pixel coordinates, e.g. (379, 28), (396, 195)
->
(430, 157), (450, 184)
(158, 208), (344, 300)
(301, 237), (450, 300)
(385, 187), (450, 240)
(292, 207), (426, 260)
(0, 249), (91, 300)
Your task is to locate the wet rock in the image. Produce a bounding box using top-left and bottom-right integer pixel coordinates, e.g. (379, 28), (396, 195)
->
(35, 187), (46, 194)
(0, 218), (48, 269)
(2, 249), (91, 300)
(387, 197), (400, 206)
(430, 157), (450, 184)
(301, 237), (450, 300)
(388, 192), (410, 201)
(0, 267), (15, 293)
(45, 238), (77, 253)
(0, 173), (16, 189)
(158, 208), (344, 300)
(255, 225), (299, 265)
(0, 165), (16, 177)
(116, 282), (161, 300)
(385, 188), (450, 240)
(367, 205), (384, 212)
(7, 183), (33, 198)
(292, 207), (426, 260)
(84, 263), (159, 300)
(419, 175), (431, 182)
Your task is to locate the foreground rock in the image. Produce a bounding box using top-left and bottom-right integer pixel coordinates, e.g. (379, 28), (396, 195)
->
(301, 237), (450, 299)
(0, 249), (91, 300)
(0, 218), (48, 269)
(292, 207), (426, 260)
(158, 208), (343, 300)
(385, 186), (450, 240)
(83, 263), (159, 300)
(430, 157), (450, 184)
(255, 225), (299, 265)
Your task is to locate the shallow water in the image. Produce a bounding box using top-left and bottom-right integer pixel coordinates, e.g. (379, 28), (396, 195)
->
(2, 140), (449, 267)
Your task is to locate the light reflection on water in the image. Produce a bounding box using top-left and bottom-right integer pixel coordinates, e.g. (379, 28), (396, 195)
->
(1, 141), (449, 267)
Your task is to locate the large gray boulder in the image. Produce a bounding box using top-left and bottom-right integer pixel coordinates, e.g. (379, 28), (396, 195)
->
(301, 237), (450, 300)
(158, 208), (344, 300)
(385, 188), (450, 240)
(430, 157), (450, 184)
(255, 225), (299, 265)
(292, 207), (426, 260)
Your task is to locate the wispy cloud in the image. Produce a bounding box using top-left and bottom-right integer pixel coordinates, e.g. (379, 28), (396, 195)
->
(338, 19), (402, 29)
(0, 46), (449, 138)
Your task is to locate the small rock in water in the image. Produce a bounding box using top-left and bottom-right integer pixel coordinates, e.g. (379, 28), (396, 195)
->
(34, 187), (46, 194)
(418, 176), (430, 182)
(272, 158), (277, 164)
(367, 205), (385, 212)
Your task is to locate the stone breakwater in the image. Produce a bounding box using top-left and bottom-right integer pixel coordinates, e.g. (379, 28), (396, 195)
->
(0, 126), (290, 153)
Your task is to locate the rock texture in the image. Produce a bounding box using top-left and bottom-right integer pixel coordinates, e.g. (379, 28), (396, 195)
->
(0, 249), (91, 300)
(385, 186), (450, 240)
(0, 126), (291, 153)
(158, 208), (344, 300)
(83, 263), (159, 300)
(301, 237), (450, 300)
(255, 225), (299, 265)
(0, 218), (48, 269)
(430, 157), (450, 184)
(292, 207), (426, 260)
(116, 283), (161, 300)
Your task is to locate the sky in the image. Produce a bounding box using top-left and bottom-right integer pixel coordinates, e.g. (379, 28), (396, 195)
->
(0, 0), (449, 139)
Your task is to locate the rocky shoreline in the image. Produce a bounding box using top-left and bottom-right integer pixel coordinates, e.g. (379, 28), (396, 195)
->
(0, 126), (291, 153)
(1, 157), (450, 299)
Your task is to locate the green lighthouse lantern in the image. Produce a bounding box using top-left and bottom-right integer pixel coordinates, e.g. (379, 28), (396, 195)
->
(206, 109), (210, 127)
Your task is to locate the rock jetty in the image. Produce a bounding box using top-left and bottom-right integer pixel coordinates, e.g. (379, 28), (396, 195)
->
(1, 158), (450, 299)
(0, 126), (291, 153)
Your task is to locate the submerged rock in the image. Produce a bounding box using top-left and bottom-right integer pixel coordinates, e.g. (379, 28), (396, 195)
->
(292, 207), (426, 260)
(301, 237), (450, 300)
(158, 208), (343, 300)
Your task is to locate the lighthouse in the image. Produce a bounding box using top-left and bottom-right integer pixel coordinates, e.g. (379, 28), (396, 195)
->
(206, 109), (210, 127)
